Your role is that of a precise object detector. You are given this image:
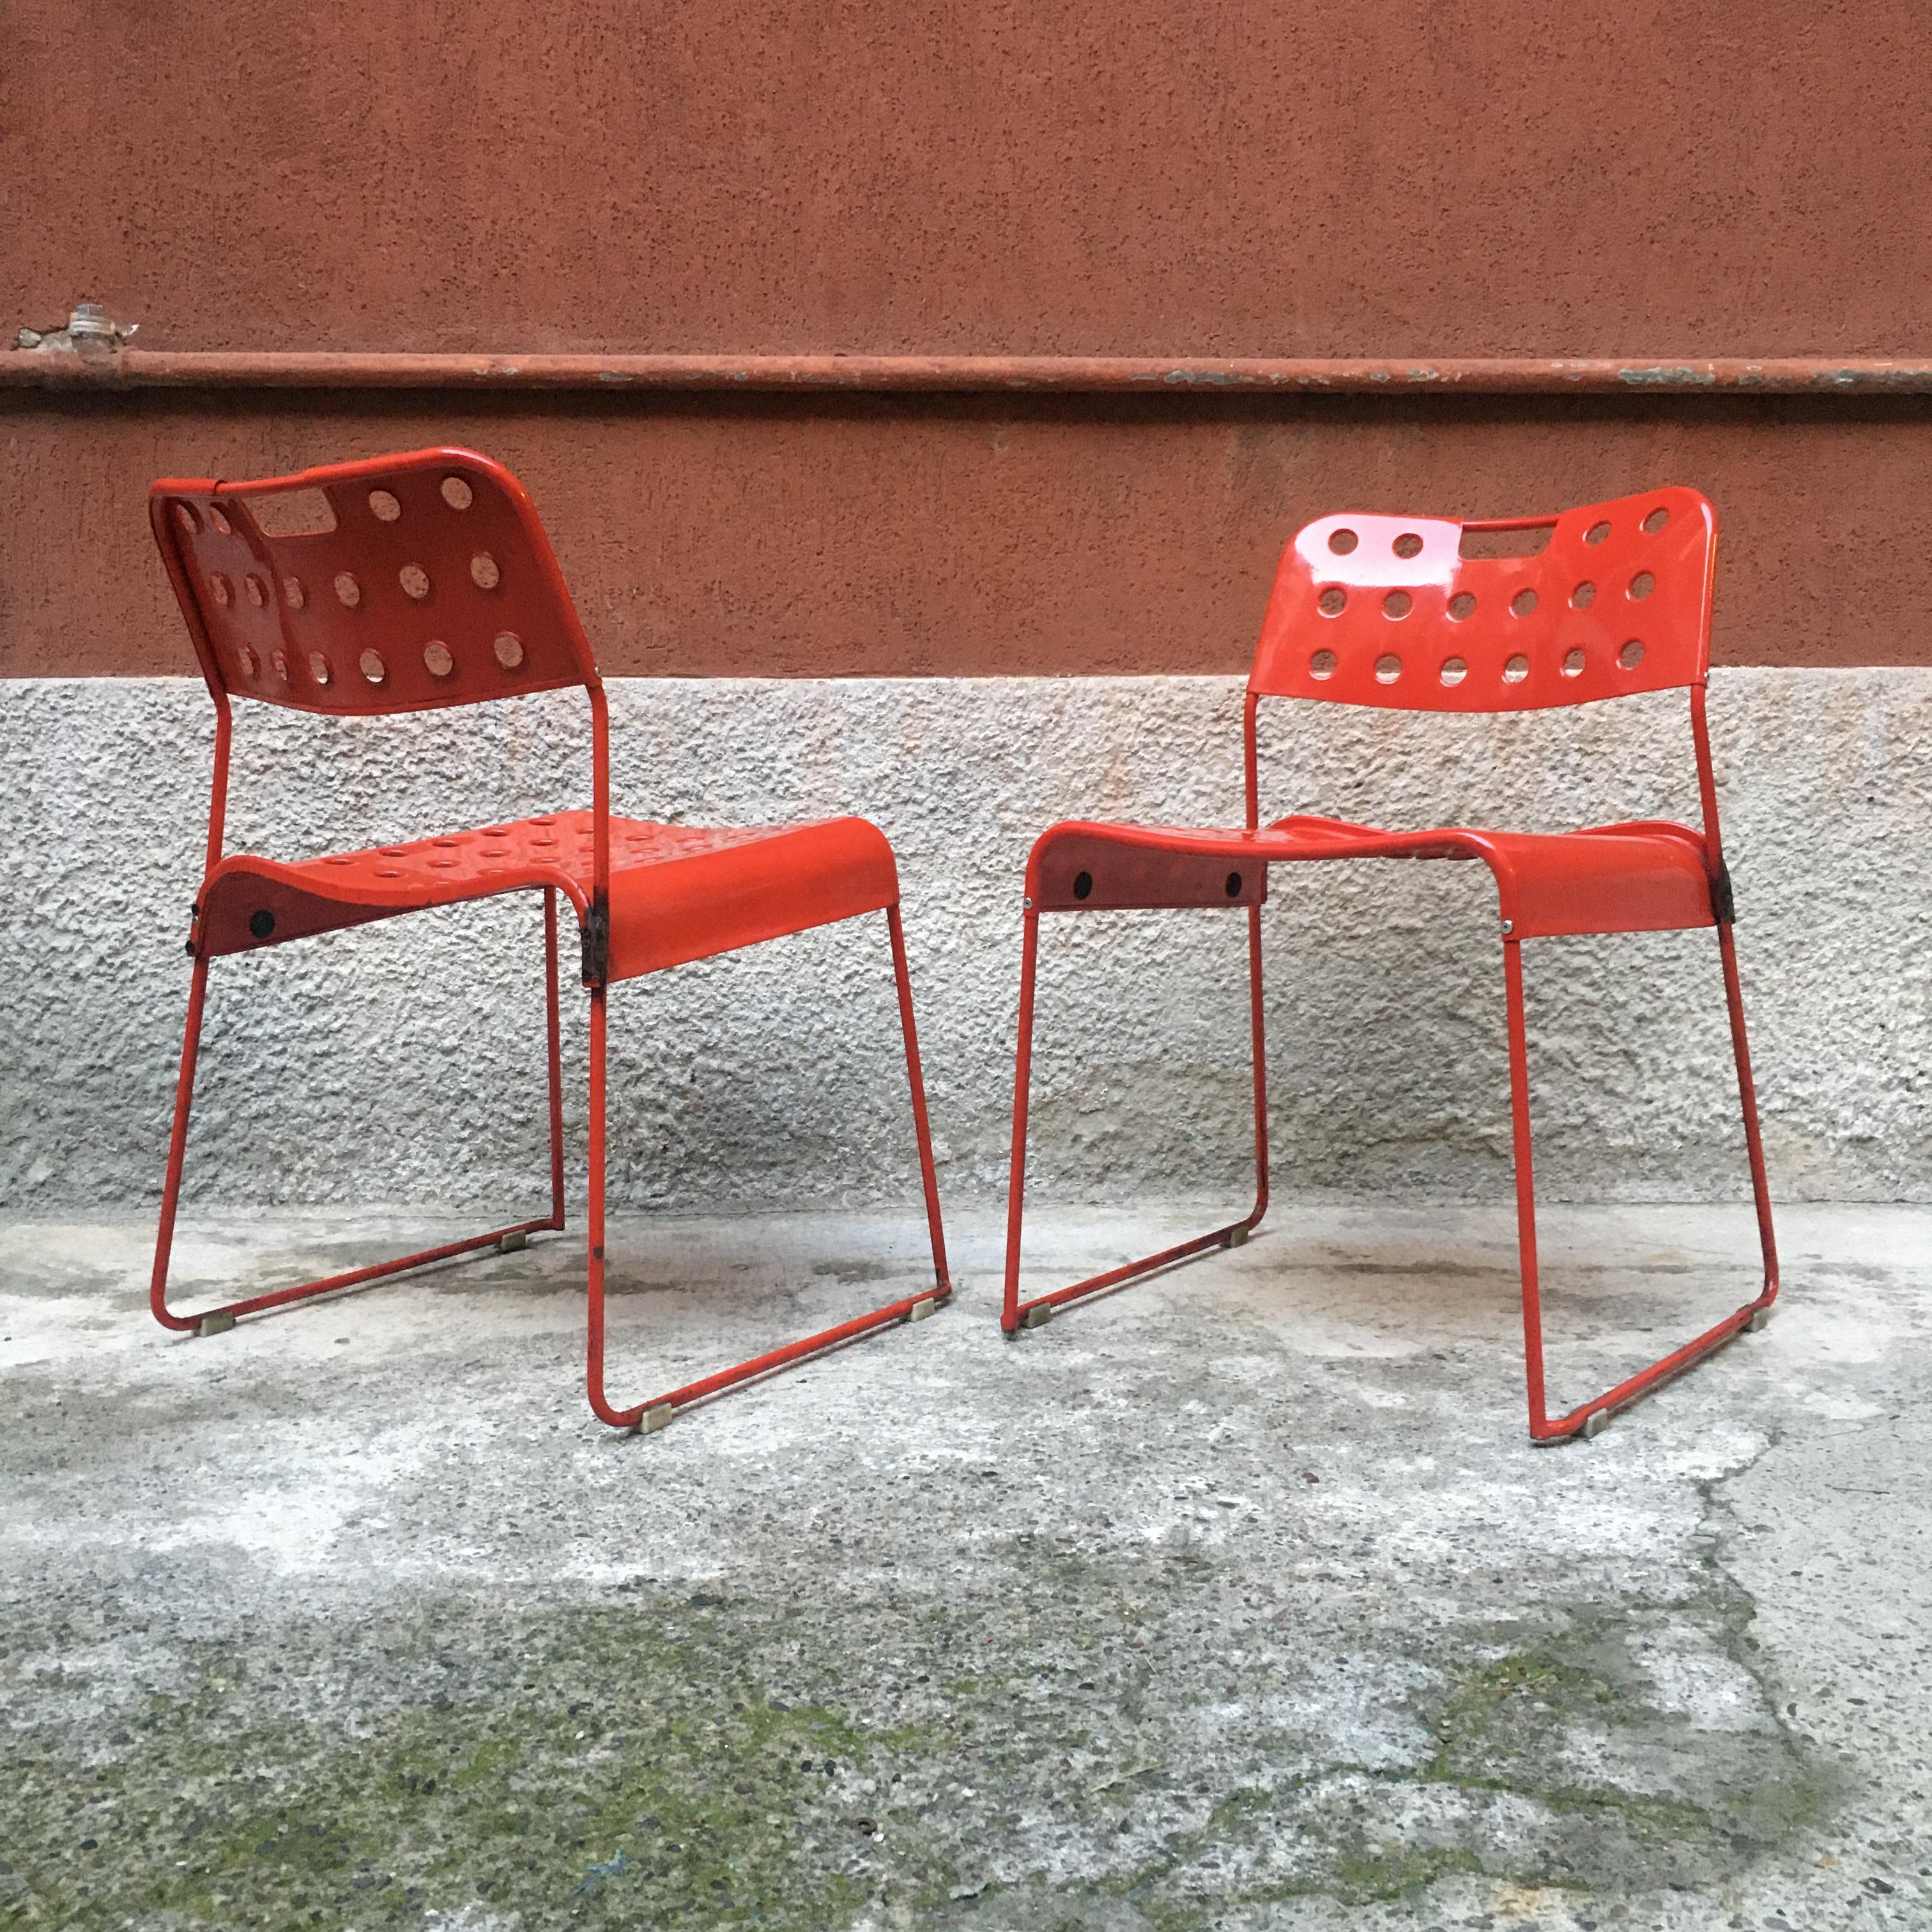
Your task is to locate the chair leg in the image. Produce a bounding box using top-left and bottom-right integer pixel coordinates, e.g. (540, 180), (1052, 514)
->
(545, 886), (567, 1229)
(150, 954), (212, 1333)
(887, 902), (952, 1293)
(1003, 900), (1271, 1334)
(1503, 931), (1780, 1443)
(1717, 919), (1781, 1312)
(584, 982), (622, 1425)
(584, 905), (955, 1434)
(150, 900), (569, 1338)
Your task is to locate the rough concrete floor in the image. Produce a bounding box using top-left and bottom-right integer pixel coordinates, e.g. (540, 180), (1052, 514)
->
(1, 1204), (1928, 1932)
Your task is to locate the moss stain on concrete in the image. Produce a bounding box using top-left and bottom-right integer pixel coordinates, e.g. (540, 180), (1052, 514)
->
(6, 1562), (1829, 1932)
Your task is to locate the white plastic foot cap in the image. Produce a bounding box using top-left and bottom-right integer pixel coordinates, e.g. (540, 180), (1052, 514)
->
(498, 1230), (528, 1254)
(1022, 1303), (1054, 1329)
(196, 1312), (236, 1338)
(1581, 1409), (1609, 1439)
(641, 1404), (674, 1434)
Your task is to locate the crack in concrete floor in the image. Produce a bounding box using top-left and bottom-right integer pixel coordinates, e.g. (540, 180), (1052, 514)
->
(1, 1202), (1926, 1930)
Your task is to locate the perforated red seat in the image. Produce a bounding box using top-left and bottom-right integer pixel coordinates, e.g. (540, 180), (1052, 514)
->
(197, 810), (900, 977)
(1023, 815), (1716, 940)
(148, 448), (949, 1430)
(1002, 489), (1779, 1443)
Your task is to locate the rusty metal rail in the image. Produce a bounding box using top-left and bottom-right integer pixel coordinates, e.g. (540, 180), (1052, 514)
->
(5, 350), (1932, 395)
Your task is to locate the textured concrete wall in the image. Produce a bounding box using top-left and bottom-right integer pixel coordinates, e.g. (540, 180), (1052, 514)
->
(3, 671), (1926, 1216)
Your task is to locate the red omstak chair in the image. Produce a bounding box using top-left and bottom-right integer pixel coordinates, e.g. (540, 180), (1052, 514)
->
(148, 447), (951, 1430)
(1001, 489), (1779, 1441)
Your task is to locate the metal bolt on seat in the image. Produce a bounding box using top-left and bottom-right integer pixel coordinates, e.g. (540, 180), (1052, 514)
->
(196, 1312), (236, 1338)
(497, 1230), (528, 1255)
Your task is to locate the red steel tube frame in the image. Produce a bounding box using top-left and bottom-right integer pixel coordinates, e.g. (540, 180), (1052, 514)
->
(150, 886), (569, 1333)
(585, 903), (953, 1430)
(1503, 926), (1779, 1440)
(150, 446), (953, 1429)
(1003, 663), (1780, 1439)
(1001, 903), (1269, 1333)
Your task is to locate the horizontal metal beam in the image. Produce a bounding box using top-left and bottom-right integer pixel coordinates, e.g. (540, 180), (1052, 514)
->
(4, 349), (1932, 396)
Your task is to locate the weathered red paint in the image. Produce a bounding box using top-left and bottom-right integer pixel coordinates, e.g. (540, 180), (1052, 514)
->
(5, 2), (1928, 357)
(3, 392), (1928, 677)
(6, 1), (1930, 678)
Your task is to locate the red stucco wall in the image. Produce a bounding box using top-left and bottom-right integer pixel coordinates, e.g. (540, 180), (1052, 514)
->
(4, 1), (1928, 675)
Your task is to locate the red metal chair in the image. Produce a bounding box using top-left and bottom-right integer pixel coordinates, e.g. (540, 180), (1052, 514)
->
(148, 447), (951, 1429)
(1001, 489), (1778, 1440)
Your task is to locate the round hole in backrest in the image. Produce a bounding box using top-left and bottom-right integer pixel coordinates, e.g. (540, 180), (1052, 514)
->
(399, 564), (431, 601)
(1584, 520), (1611, 546)
(270, 648), (291, 682)
(1309, 648), (1337, 681)
(1439, 656), (1468, 687)
(1383, 590), (1412, 620)
(1570, 580), (1595, 609)
(1392, 532), (1423, 559)
(1447, 592), (1476, 622)
(283, 576), (305, 610)
(309, 651), (333, 686)
(1561, 647), (1586, 678)
(1629, 570), (1655, 601)
(335, 572), (362, 608)
(1317, 587), (1346, 617)
(174, 502), (200, 535)
(1073, 870), (1093, 901)
(1619, 638), (1645, 670)
(441, 475), (474, 510)
(1503, 654), (1530, 684)
(1510, 587), (1538, 617)
(1224, 871), (1243, 898)
(422, 640), (455, 678)
(235, 643), (258, 678)
(208, 573), (231, 606)
(369, 489), (402, 523)
(493, 631), (525, 670)
(1641, 507), (1670, 535)
(470, 551), (500, 591)
(358, 648), (387, 684)
(207, 504), (232, 537)
(1328, 527), (1358, 555)
(1374, 653), (1402, 684)
(244, 574), (267, 608)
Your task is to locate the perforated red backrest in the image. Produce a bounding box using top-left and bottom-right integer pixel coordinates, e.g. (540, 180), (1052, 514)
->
(150, 448), (599, 715)
(1248, 488), (1715, 712)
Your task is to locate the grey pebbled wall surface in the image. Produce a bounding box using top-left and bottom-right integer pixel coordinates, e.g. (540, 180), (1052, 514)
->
(2, 671), (1926, 1215)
